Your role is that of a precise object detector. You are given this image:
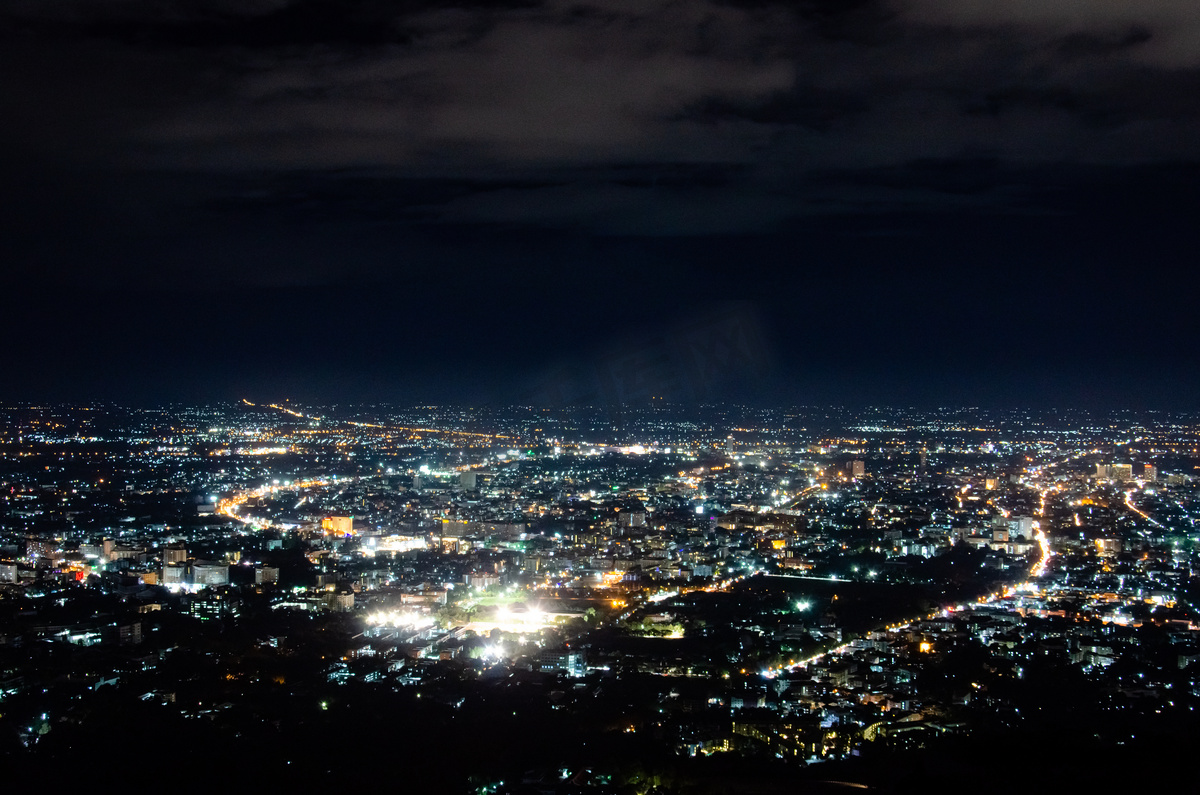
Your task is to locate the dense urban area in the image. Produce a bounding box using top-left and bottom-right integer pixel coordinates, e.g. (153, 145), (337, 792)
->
(2, 401), (1199, 791)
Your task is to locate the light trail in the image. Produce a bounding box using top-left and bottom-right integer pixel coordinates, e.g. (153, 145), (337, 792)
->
(244, 398), (514, 441)
(763, 476), (1058, 680)
(778, 484), (824, 512)
(218, 476), (352, 529)
(1124, 490), (1164, 528)
(1028, 486), (1055, 579)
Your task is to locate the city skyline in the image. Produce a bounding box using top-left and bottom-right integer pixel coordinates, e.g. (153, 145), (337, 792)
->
(1, 400), (1198, 789)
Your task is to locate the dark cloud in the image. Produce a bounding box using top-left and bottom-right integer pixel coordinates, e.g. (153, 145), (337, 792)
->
(6, 1), (1200, 189)
(2, 0), (1197, 252)
(906, 0), (1200, 67)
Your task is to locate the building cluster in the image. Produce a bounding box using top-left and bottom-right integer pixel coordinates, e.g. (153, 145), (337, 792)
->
(1, 401), (1199, 780)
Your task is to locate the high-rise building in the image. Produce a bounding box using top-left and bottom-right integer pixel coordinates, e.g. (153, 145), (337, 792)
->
(620, 510), (647, 528)
(1008, 516), (1034, 538)
(26, 538), (58, 562)
(192, 561), (230, 587)
(323, 592), (354, 612)
(848, 460), (865, 478)
(162, 564), (187, 585)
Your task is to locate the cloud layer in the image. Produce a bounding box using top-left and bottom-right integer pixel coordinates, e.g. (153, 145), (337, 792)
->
(4, 0), (1199, 239)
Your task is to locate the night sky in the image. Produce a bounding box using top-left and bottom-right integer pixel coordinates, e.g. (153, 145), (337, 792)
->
(3, 1), (1199, 409)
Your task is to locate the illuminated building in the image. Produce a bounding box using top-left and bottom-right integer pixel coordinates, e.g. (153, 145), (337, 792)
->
(321, 516), (355, 535)
(192, 560), (230, 587)
(539, 649), (586, 677)
(188, 588), (240, 620)
(25, 538), (57, 562)
(323, 592), (354, 612)
(1008, 516), (1034, 537)
(619, 510), (647, 528)
(1096, 463), (1133, 481)
(108, 545), (141, 562)
(848, 460), (865, 478)
(464, 572), (500, 588)
(162, 564), (187, 585)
